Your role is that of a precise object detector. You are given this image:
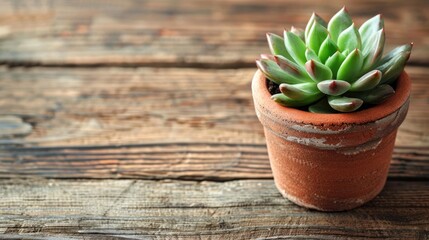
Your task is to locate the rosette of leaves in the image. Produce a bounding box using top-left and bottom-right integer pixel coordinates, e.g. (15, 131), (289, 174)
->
(256, 7), (412, 113)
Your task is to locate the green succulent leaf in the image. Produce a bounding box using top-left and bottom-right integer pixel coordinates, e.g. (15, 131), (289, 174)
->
(279, 83), (318, 100)
(307, 20), (328, 54)
(274, 55), (311, 80)
(308, 97), (338, 113)
(337, 49), (363, 82)
(284, 31), (307, 65)
(266, 33), (293, 61)
(377, 53), (410, 85)
(376, 44), (412, 84)
(259, 8), (412, 113)
(350, 70), (382, 92)
(272, 93), (323, 107)
(341, 49), (350, 57)
(362, 29), (385, 72)
(272, 94), (300, 107)
(291, 26), (305, 41)
(305, 59), (333, 82)
(359, 14), (384, 47)
(318, 36), (339, 63)
(325, 51), (346, 79)
(337, 23), (361, 52)
(347, 84), (395, 104)
(305, 48), (321, 62)
(327, 7), (353, 42)
(305, 13), (327, 41)
(376, 43), (413, 68)
(317, 80), (351, 96)
(256, 59), (305, 84)
(328, 96), (363, 112)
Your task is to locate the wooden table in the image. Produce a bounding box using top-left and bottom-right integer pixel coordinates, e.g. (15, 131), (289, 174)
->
(0, 0), (428, 239)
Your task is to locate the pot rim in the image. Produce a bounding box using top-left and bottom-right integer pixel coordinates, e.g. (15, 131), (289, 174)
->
(252, 69), (411, 125)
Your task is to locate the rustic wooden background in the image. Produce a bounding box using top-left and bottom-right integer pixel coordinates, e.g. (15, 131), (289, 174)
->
(0, 0), (428, 239)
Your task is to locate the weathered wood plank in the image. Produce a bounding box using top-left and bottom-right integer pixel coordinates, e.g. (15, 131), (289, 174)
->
(0, 67), (262, 146)
(0, 144), (428, 180)
(0, 0), (426, 67)
(0, 66), (427, 147)
(0, 66), (427, 180)
(0, 179), (427, 238)
(0, 115), (32, 137)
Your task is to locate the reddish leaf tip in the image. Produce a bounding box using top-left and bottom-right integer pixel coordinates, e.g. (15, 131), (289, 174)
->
(374, 70), (381, 77)
(329, 81), (337, 91)
(273, 55), (281, 65)
(305, 60), (316, 74)
(276, 56), (300, 74)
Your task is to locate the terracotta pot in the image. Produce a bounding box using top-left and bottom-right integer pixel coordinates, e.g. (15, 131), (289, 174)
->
(252, 69), (411, 211)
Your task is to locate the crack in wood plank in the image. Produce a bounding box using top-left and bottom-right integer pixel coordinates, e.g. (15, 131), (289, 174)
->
(102, 180), (136, 217)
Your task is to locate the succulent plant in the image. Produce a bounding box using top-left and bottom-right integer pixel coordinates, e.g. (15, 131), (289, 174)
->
(256, 7), (412, 113)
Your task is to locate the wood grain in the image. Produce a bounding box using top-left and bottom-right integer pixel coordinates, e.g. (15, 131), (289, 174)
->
(0, 143), (428, 180)
(0, 66), (427, 180)
(0, 67), (261, 146)
(0, 66), (427, 147)
(0, 179), (427, 239)
(0, 0), (426, 67)
(0, 115), (32, 137)
(0, 1), (427, 238)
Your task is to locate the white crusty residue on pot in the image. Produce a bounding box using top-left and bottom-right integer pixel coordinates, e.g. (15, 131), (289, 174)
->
(290, 124), (351, 135)
(337, 139), (382, 155)
(286, 136), (343, 149)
